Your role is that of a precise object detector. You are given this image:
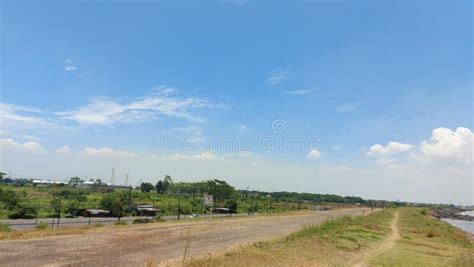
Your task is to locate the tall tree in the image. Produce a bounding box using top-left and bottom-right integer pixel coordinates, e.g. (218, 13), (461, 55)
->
(163, 175), (172, 192)
(156, 180), (164, 194)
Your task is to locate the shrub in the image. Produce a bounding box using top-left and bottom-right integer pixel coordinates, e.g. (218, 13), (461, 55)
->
(427, 230), (436, 238)
(420, 208), (428, 216)
(0, 222), (12, 232)
(35, 222), (49, 230)
(133, 218), (154, 224)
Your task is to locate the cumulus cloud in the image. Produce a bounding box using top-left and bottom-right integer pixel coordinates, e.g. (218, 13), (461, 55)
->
(80, 147), (136, 157)
(419, 127), (472, 165)
(0, 138), (44, 151)
(56, 146), (72, 155)
(366, 141), (412, 156)
(306, 149), (321, 159)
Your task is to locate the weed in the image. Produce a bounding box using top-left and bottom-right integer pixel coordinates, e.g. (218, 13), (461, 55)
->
(35, 222), (49, 230)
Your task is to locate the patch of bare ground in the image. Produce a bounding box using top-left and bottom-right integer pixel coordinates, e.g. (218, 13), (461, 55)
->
(353, 210), (400, 267)
(0, 208), (365, 267)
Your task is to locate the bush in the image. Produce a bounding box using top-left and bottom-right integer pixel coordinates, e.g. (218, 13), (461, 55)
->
(35, 222), (49, 230)
(420, 208), (428, 216)
(133, 218), (154, 224)
(0, 222), (12, 232)
(8, 205), (36, 219)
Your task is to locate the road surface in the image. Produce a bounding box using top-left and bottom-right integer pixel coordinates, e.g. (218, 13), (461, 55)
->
(0, 213), (249, 230)
(0, 208), (366, 266)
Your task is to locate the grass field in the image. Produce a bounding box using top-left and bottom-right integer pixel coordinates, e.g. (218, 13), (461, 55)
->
(185, 208), (473, 267)
(0, 184), (313, 219)
(369, 208), (473, 267)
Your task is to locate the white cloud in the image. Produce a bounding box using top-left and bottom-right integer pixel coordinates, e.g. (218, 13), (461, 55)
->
(337, 102), (364, 113)
(323, 166), (352, 172)
(80, 147), (136, 157)
(64, 59), (76, 72)
(56, 146), (72, 155)
(239, 124), (247, 130)
(366, 141), (412, 156)
(306, 149), (321, 159)
(57, 88), (219, 126)
(419, 127), (472, 165)
(0, 138), (44, 152)
(168, 152), (221, 161)
(266, 68), (290, 85)
(376, 157), (396, 166)
(0, 103), (49, 127)
(284, 89), (312, 96)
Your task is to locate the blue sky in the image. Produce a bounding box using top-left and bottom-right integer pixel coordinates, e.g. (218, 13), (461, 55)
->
(1, 1), (472, 204)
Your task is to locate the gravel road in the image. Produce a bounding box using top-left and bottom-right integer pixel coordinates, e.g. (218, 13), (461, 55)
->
(0, 208), (366, 266)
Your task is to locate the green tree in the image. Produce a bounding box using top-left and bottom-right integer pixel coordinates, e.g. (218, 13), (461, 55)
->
(0, 188), (19, 210)
(68, 176), (83, 187)
(100, 191), (129, 221)
(162, 175), (173, 192)
(50, 193), (63, 222)
(225, 199), (238, 213)
(140, 182), (154, 193)
(156, 180), (164, 194)
(0, 172), (6, 182)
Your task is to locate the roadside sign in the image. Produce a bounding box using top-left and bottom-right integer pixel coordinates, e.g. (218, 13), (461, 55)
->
(203, 194), (213, 206)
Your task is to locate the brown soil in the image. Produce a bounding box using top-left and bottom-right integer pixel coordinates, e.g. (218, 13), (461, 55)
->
(0, 208), (365, 266)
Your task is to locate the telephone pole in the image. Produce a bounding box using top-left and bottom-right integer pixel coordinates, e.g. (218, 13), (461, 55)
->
(110, 165), (115, 185)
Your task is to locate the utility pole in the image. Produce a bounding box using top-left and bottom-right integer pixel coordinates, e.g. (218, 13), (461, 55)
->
(177, 194), (181, 220)
(110, 165), (115, 185)
(125, 173), (129, 185)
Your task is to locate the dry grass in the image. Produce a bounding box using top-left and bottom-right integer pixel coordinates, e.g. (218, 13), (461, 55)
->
(0, 223), (107, 240)
(184, 209), (395, 267)
(369, 208), (473, 267)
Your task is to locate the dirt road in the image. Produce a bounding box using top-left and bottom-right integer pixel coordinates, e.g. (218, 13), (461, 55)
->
(353, 210), (400, 267)
(0, 208), (366, 266)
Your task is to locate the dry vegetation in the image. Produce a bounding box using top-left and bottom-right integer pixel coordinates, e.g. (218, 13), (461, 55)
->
(369, 208), (474, 267)
(184, 209), (394, 266)
(183, 208), (473, 267)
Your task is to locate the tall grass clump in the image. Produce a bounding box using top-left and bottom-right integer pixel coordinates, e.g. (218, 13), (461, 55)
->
(0, 222), (12, 232)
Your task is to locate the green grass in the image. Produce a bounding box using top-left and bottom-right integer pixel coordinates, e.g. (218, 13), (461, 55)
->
(370, 208), (473, 267)
(186, 209), (395, 266)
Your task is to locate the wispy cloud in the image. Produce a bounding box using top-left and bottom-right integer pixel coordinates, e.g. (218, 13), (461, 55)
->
(284, 89), (312, 96)
(79, 147), (136, 157)
(0, 103), (54, 128)
(64, 59), (76, 72)
(336, 101), (364, 113)
(266, 68), (290, 85)
(168, 151), (221, 161)
(306, 149), (321, 159)
(57, 87), (223, 126)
